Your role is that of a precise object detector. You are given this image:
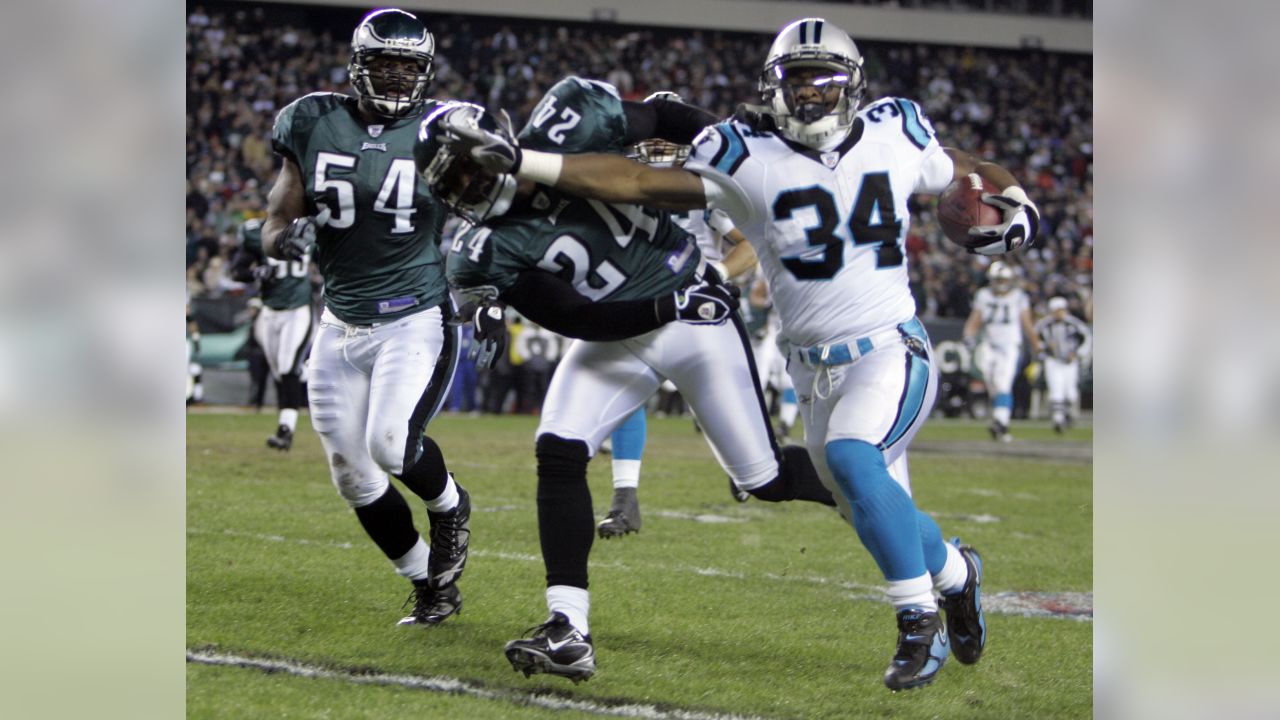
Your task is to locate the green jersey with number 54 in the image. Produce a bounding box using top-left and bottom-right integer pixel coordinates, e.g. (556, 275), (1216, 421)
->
(447, 78), (699, 304)
(272, 92), (450, 325)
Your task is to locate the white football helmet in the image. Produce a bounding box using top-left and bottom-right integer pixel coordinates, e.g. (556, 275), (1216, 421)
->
(759, 18), (866, 150)
(988, 261), (1016, 293)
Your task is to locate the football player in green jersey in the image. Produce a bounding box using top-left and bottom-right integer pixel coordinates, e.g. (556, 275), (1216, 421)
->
(261, 8), (469, 627)
(230, 217), (314, 451)
(419, 87), (834, 683)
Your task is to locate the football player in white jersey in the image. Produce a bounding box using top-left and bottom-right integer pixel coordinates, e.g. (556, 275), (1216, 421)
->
(1034, 296), (1092, 433)
(963, 261), (1041, 441)
(597, 96), (760, 538)
(441, 17), (1042, 690)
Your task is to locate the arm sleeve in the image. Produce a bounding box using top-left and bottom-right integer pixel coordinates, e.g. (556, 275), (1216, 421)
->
(501, 272), (667, 341)
(622, 100), (719, 146)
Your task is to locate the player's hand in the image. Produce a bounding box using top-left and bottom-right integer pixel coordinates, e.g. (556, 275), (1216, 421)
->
(251, 264), (273, 282)
(732, 103), (776, 133)
(657, 282), (740, 326)
(468, 302), (509, 370)
(441, 106), (521, 175)
(277, 207), (328, 261)
(968, 188), (1039, 256)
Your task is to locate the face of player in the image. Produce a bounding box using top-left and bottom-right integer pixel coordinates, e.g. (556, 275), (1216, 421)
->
(365, 55), (425, 101)
(1053, 308), (1068, 320)
(779, 65), (849, 123)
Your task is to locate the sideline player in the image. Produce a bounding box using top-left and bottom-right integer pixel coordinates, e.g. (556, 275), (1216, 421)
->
(1034, 296), (1091, 432)
(422, 80), (835, 683)
(443, 18), (1042, 690)
(963, 261), (1041, 441)
(230, 216), (313, 450)
(263, 8), (470, 627)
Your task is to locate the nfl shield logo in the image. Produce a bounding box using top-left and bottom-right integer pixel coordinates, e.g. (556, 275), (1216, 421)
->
(821, 151), (839, 169)
(368, 125), (384, 138)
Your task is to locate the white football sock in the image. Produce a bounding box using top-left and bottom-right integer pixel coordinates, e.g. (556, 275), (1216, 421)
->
(425, 473), (459, 513)
(993, 405), (1012, 427)
(933, 542), (970, 595)
(886, 573), (937, 612)
(611, 460), (641, 490)
(279, 408), (298, 432)
(393, 536), (431, 582)
(546, 585), (590, 635)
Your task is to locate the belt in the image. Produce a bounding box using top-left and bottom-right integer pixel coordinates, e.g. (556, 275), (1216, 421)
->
(790, 318), (929, 367)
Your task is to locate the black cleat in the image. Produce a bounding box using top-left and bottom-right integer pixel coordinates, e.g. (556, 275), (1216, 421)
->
(729, 476), (750, 503)
(1053, 420), (1065, 434)
(883, 608), (949, 691)
(988, 421), (1011, 443)
(427, 483), (471, 589)
(939, 539), (986, 665)
(504, 612), (596, 683)
(398, 581), (462, 626)
(266, 424), (293, 451)
(597, 487), (641, 539)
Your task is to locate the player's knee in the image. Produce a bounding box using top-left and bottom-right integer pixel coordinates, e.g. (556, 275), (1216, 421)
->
(824, 439), (888, 500)
(366, 428), (406, 475)
(329, 452), (388, 507)
(535, 433), (590, 485)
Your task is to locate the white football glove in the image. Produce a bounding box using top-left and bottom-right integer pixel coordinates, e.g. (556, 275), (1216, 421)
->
(967, 186), (1040, 256)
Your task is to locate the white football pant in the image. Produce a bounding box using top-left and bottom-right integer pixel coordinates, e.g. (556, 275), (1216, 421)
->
(307, 306), (457, 508)
(1044, 357), (1079, 422)
(789, 323), (938, 526)
(254, 304), (313, 380)
(977, 341), (1021, 426)
(538, 318), (779, 490)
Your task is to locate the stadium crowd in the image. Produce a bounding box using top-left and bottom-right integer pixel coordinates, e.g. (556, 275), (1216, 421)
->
(186, 3), (1092, 326)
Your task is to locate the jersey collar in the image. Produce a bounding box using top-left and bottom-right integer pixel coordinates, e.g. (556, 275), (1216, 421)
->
(778, 118), (865, 168)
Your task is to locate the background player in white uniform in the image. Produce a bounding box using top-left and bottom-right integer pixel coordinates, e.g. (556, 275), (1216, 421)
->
(964, 261), (1041, 441)
(263, 9), (471, 627)
(1035, 296), (1092, 433)
(444, 17), (1042, 691)
(597, 96), (760, 538)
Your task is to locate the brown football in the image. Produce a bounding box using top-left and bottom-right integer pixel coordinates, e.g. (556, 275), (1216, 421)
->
(937, 173), (1005, 249)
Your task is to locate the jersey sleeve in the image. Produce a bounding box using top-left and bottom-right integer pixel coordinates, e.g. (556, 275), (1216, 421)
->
(518, 77), (629, 154)
(683, 122), (759, 231)
(444, 225), (521, 303)
(271, 95), (321, 164)
(898, 99), (953, 195)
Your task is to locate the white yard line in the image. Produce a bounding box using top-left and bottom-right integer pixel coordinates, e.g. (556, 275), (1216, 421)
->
(187, 649), (770, 720)
(190, 527), (1091, 621)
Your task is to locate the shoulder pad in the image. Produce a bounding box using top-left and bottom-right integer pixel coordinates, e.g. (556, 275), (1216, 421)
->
(860, 96), (936, 150)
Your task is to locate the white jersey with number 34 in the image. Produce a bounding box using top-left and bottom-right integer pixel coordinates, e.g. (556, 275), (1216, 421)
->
(686, 97), (954, 347)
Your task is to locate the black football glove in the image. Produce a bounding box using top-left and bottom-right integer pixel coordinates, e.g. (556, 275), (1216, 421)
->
(468, 302), (509, 369)
(276, 207), (328, 261)
(732, 103), (777, 133)
(655, 282), (740, 326)
(440, 106), (522, 175)
(251, 264), (273, 282)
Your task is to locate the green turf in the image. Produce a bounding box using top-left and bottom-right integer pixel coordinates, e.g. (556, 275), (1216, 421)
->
(188, 412), (1092, 718)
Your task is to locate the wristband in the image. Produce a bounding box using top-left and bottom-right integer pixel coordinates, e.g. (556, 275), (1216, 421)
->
(710, 261), (731, 282)
(514, 150), (564, 185)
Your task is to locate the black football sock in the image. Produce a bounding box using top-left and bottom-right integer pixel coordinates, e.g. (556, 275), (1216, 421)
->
(535, 434), (593, 589)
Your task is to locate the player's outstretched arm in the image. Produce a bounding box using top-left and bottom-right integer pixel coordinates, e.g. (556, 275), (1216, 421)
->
(962, 306), (983, 348)
(499, 273), (737, 342)
(1020, 307), (1042, 353)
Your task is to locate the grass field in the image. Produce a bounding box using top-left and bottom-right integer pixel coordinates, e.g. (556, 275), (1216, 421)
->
(187, 411), (1092, 719)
